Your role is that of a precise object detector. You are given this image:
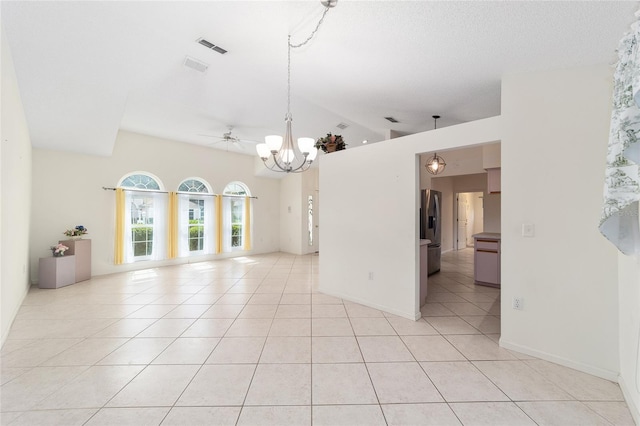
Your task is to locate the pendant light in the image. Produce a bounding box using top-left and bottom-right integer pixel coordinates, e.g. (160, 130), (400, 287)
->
(425, 115), (446, 175)
(256, 1), (337, 173)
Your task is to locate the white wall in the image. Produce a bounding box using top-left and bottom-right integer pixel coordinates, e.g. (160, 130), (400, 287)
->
(279, 173), (303, 254)
(500, 65), (620, 379)
(1, 27), (32, 344)
(482, 144), (501, 169)
(320, 64), (620, 381)
(319, 117), (501, 319)
(30, 130), (281, 279)
(277, 168), (319, 255)
(618, 245), (640, 423)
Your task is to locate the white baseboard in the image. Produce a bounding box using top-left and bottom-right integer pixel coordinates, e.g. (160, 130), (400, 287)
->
(618, 375), (640, 426)
(500, 338), (619, 382)
(317, 287), (420, 321)
(1, 283), (30, 348)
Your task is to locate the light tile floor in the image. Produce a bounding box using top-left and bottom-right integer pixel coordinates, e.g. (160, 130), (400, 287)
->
(0, 250), (634, 425)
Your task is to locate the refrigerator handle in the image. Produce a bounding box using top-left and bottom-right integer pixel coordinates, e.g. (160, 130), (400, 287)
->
(433, 193), (440, 233)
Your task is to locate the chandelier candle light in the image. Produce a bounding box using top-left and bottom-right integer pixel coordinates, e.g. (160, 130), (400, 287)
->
(425, 115), (447, 175)
(256, 0), (338, 173)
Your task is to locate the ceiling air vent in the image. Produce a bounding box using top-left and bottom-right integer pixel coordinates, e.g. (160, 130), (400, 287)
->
(184, 56), (209, 73)
(197, 38), (228, 55)
(336, 122), (349, 130)
(384, 116), (399, 123)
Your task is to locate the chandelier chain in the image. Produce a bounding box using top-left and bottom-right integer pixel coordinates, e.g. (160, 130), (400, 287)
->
(289, 5), (331, 49)
(287, 5), (331, 115)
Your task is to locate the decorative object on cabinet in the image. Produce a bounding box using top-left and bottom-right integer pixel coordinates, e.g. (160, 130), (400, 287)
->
(39, 255), (76, 289)
(50, 243), (69, 257)
(425, 116), (447, 175)
(256, 0), (338, 173)
(315, 133), (347, 153)
(63, 225), (88, 238)
(486, 168), (501, 193)
(59, 238), (91, 282)
(473, 233), (501, 288)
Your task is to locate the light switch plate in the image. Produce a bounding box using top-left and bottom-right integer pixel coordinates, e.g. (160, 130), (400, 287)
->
(522, 223), (535, 237)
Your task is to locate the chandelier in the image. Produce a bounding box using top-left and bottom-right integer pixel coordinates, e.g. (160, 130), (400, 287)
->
(425, 115), (447, 175)
(256, 1), (337, 173)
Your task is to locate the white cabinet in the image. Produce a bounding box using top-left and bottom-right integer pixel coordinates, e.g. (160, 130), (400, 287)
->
(486, 168), (501, 194)
(39, 256), (76, 289)
(59, 239), (91, 282)
(473, 233), (500, 288)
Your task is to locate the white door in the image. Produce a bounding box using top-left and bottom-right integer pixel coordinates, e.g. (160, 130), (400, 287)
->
(456, 195), (468, 250)
(311, 190), (319, 253)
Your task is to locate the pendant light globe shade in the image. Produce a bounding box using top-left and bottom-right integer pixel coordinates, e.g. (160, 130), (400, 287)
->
(297, 137), (315, 154)
(265, 135), (283, 152)
(256, 143), (271, 159)
(426, 153), (446, 175)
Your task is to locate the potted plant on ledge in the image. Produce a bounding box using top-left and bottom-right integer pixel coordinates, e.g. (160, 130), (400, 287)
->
(315, 133), (347, 153)
(64, 225), (88, 240)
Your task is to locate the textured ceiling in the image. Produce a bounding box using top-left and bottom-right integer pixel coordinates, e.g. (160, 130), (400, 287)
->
(1, 1), (636, 156)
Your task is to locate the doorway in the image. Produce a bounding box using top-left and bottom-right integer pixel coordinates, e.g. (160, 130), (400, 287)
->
(309, 190), (320, 254)
(455, 192), (483, 250)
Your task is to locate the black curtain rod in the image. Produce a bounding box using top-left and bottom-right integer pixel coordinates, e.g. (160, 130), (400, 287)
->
(101, 187), (258, 199)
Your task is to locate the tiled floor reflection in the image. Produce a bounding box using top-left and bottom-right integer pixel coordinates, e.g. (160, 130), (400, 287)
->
(0, 250), (634, 425)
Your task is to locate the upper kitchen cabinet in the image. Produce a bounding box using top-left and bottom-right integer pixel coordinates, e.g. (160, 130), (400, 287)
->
(487, 167), (501, 194)
(482, 144), (501, 193)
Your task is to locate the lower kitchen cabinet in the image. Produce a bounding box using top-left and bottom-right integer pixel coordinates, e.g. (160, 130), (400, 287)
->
(473, 233), (501, 288)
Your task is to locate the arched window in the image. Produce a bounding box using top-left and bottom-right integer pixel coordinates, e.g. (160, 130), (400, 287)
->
(178, 179), (210, 193)
(177, 178), (214, 256)
(223, 181), (251, 251)
(120, 174), (161, 190)
(117, 172), (166, 262)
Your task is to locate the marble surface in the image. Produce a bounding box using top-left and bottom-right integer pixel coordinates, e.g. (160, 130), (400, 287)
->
(472, 233), (501, 240)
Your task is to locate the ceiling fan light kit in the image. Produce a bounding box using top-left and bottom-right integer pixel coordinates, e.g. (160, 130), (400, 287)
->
(256, 0), (337, 173)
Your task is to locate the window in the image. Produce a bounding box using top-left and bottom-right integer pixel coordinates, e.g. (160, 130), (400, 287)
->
(118, 172), (166, 262)
(178, 178), (214, 256)
(223, 182), (251, 251)
(121, 174), (161, 190)
(188, 199), (205, 251)
(179, 179), (208, 193)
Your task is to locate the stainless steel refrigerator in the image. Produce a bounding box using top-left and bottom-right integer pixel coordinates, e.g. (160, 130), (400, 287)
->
(420, 189), (442, 275)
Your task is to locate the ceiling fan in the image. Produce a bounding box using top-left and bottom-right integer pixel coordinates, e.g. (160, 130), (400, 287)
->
(198, 126), (258, 151)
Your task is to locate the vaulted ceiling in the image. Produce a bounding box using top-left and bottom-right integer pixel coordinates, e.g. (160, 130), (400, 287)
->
(1, 1), (635, 156)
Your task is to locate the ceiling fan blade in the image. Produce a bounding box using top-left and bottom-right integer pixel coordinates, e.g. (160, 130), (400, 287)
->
(231, 140), (246, 150)
(197, 133), (225, 139)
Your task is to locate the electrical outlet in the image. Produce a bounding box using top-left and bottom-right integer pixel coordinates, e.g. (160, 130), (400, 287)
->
(522, 223), (535, 237)
(368, 272), (374, 280)
(512, 297), (524, 310)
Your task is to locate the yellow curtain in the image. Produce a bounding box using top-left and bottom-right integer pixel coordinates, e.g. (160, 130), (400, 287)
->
(168, 192), (178, 259)
(215, 195), (223, 254)
(243, 196), (252, 251)
(114, 188), (125, 265)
